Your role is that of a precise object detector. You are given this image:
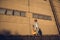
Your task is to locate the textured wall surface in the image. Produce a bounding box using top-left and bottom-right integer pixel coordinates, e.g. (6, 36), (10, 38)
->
(0, 0), (59, 35)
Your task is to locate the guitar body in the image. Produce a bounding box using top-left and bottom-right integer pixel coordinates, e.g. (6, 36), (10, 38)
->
(32, 29), (36, 35)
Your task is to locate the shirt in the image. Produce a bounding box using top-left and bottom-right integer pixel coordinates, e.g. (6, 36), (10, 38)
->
(34, 22), (39, 28)
(34, 22), (39, 31)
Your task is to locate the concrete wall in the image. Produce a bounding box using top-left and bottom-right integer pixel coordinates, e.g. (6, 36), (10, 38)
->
(52, 0), (60, 34)
(53, 0), (60, 24)
(0, 0), (59, 35)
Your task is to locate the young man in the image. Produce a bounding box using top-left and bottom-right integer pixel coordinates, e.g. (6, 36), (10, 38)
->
(33, 19), (39, 35)
(32, 19), (42, 36)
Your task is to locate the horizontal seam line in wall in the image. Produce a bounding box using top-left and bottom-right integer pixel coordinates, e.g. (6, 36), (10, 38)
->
(0, 21), (29, 24)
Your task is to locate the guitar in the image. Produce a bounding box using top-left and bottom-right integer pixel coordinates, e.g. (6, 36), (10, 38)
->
(32, 29), (36, 35)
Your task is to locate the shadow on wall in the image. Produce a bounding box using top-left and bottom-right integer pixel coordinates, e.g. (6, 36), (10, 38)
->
(0, 29), (11, 36)
(0, 29), (23, 40)
(0, 29), (20, 35)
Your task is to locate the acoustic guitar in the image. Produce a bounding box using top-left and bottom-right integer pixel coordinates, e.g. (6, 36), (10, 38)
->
(32, 29), (37, 35)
